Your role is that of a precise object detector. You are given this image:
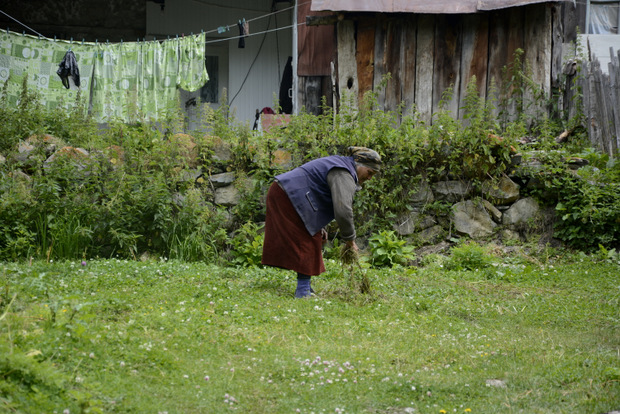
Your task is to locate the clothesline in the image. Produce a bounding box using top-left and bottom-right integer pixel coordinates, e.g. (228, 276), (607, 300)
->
(203, 0), (311, 36)
(0, 28), (209, 123)
(205, 22), (305, 45)
(0, 8), (48, 39)
(1, 0), (312, 46)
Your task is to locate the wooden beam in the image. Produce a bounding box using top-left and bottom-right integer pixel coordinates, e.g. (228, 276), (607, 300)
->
(306, 15), (339, 26)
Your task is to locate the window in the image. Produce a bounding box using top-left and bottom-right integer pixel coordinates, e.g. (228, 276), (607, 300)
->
(588, 0), (620, 34)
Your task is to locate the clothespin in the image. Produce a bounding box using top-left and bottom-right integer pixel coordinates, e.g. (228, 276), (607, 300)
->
(217, 26), (226, 34)
(81, 39), (84, 45)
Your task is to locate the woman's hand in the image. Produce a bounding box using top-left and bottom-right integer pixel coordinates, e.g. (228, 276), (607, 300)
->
(321, 228), (328, 244)
(345, 240), (359, 252)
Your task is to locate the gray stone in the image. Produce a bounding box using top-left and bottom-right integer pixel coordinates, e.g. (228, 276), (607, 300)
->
(179, 169), (203, 183)
(500, 229), (521, 241)
(482, 199), (502, 222)
(206, 136), (233, 162)
(410, 178), (434, 207)
(0, 153), (5, 164)
(415, 225), (444, 245)
(482, 175), (520, 205)
(502, 197), (540, 227)
(432, 180), (472, 203)
(14, 142), (35, 163)
(11, 169), (32, 183)
(209, 172), (235, 188)
(394, 210), (436, 236)
(43, 147), (90, 172)
(452, 199), (497, 238)
(26, 134), (64, 157)
(214, 185), (241, 206)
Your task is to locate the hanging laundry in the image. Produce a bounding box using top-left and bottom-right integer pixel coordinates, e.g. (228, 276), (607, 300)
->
(56, 50), (81, 88)
(91, 38), (182, 123)
(0, 29), (209, 123)
(238, 19), (249, 48)
(0, 30), (94, 110)
(91, 41), (141, 122)
(177, 32), (209, 91)
(139, 39), (182, 119)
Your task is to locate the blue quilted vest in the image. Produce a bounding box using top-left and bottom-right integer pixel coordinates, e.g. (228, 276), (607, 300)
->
(275, 155), (358, 236)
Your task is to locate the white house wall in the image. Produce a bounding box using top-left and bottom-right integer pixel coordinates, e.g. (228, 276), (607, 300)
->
(146, 0), (293, 129)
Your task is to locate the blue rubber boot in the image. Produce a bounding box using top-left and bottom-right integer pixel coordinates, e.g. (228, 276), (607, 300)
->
(295, 274), (312, 298)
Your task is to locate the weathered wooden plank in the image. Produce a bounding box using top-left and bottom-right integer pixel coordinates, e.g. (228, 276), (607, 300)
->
(524, 3), (552, 122)
(306, 15), (339, 26)
(300, 76), (324, 116)
(415, 14), (434, 124)
(432, 14), (462, 117)
(337, 19), (359, 110)
(401, 15), (417, 119)
(356, 17), (375, 104)
(487, 7), (524, 121)
(550, 4), (564, 93)
(385, 17), (404, 114)
(459, 13), (489, 121)
(595, 67), (614, 154)
(608, 56), (620, 153)
(611, 50), (620, 150)
(588, 60), (603, 153)
(373, 15), (389, 109)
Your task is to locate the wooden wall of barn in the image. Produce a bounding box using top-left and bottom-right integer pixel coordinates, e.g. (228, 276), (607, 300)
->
(300, 3), (566, 125)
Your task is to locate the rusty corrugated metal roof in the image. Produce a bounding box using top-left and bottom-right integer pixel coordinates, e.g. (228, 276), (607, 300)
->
(310, 0), (562, 14)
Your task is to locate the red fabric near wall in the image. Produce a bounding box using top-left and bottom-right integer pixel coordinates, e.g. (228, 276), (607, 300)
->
(262, 182), (326, 276)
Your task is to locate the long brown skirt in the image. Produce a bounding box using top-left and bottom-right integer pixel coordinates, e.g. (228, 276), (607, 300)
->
(261, 182), (325, 275)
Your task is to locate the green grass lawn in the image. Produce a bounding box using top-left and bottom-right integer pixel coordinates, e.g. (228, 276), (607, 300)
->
(1, 252), (619, 413)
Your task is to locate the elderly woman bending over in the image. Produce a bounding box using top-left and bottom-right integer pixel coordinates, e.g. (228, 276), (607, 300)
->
(261, 146), (382, 298)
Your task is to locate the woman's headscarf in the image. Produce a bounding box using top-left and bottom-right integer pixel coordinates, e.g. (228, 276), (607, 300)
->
(346, 146), (382, 172)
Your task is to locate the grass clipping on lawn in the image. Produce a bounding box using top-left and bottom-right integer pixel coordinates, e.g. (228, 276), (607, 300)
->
(340, 243), (371, 294)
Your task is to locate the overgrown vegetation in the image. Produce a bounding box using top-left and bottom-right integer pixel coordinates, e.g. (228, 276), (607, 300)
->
(0, 47), (619, 264)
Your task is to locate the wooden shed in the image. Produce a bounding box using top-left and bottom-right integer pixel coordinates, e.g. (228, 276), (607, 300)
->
(297, 0), (571, 124)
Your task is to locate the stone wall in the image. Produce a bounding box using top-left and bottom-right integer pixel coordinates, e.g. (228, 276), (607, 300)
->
(3, 133), (587, 250)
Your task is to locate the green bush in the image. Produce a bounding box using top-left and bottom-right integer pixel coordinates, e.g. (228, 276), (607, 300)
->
(368, 230), (415, 267)
(446, 241), (494, 271)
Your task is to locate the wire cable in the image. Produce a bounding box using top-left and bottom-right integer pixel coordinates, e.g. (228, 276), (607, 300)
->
(202, 0), (310, 36)
(0, 8), (48, 39)
(205, 22), (303, 45)
(229, 13), (273, 106)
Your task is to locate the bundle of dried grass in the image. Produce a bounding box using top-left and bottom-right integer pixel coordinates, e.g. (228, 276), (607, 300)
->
(339, 243), (371, 294)
(339, 243), (358, 265)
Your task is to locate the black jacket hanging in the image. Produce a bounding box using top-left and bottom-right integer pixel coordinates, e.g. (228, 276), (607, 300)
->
(238, 20), (248, 48)
(56, 50), (80, 89)
(279, 56), (293, 114)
